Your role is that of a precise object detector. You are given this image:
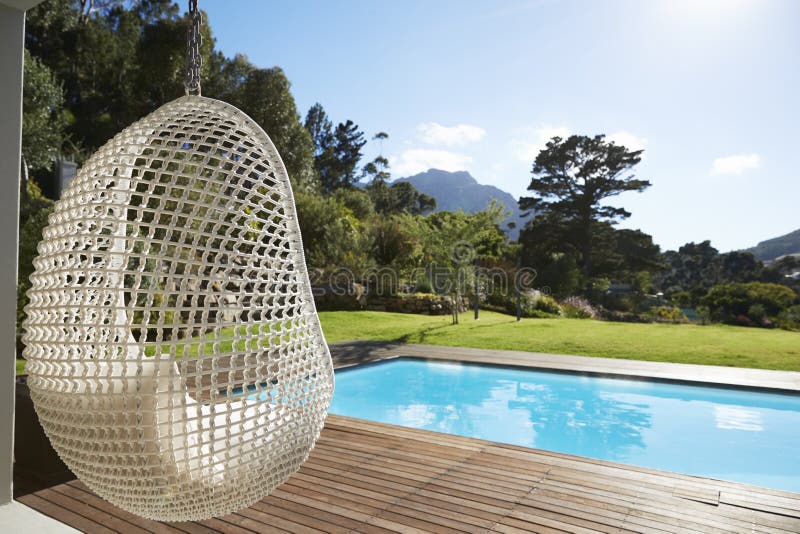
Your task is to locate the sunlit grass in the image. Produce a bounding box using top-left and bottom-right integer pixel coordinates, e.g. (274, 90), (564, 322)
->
(16, 310), (800, 374)
(318, 310), (800, 371)
(142, 323), (270, 358)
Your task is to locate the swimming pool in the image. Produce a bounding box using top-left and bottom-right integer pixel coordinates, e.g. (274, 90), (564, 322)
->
(328, 358), (800, 493)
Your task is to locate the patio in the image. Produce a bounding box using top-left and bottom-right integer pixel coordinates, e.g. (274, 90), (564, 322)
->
(16, 342), (800, 533)
(19, 414), (800, 533)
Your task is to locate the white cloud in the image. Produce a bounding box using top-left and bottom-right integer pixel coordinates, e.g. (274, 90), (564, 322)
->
(607, 130), (648, 152)
(512, 126), (649, 162)
(710, 153), (760, 176)
(511, 125), (570, 162)
(389, 149), (472, 177)
(417, 122), (486, 147)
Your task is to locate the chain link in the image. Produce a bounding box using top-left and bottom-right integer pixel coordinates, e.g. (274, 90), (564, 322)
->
(185, 0), (202, 96)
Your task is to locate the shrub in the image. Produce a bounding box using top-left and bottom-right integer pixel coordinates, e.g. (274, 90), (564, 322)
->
(561, 296), (598, 319)
(696, 305), (711, 325)
(532, 294), (562, 315)
(486, 291), (561, 318)
(777, 305), (800, 331)
(701, 282), (797, 326)
(643, 306), (688, 324)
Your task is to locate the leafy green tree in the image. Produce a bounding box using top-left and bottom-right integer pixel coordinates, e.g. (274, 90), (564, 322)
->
(234, 68), (317, 190)
(519, 134), (650, 293)
(369, 214), (425, 286)
(293, 191), (371, 273)
(656, 241), (719, 303)
(334, 121), (366, 182)
(22, 50), (67, 175)
(303, 105), (366, 193)
(712, 251), (763, 285)
(304, 103), (338, 191)
(655, 243), (775, 307)
(422, 203), (508, 323)
(204, 52), (255, 102)
(333, 188), (375, 221)
(762, 256), (800, 294)
(304, 103), (333, 155)
(701, 282), (797, 326)
(367, 181), (436, 216)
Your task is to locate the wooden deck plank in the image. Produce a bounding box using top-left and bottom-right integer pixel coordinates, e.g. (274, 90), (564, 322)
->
(16, 492), (121, 534)
(16, 339), (800, 534)
(18, 415), (800, 533)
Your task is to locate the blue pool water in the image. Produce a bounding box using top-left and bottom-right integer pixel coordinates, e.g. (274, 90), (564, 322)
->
(328, 358), (800, 492)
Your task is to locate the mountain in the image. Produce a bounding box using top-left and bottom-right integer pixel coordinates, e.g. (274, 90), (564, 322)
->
(745, 228), (800, 261)
(395, 169), (527, 240)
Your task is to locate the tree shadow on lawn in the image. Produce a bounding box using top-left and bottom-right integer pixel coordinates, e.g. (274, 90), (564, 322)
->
(396, 323), (451, 344)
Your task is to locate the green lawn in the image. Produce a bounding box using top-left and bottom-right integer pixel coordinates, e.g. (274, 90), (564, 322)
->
(319, 310), (800, 371)
(16, 310), (800, 374)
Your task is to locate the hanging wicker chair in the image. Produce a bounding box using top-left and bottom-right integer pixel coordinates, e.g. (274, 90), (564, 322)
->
(22, 95), (334, 521)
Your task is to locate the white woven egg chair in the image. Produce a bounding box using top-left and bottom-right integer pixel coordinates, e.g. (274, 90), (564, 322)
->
(21, 19), (334, 519)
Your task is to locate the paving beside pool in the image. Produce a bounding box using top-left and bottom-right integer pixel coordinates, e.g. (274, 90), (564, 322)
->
(330, 340), (800, 393)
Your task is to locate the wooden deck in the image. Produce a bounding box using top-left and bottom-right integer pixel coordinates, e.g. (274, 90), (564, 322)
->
(17, 342), (800, 532)
(18, 414), (800, 533)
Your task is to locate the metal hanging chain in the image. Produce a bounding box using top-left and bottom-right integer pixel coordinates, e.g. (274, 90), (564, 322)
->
(185, 0), (202, 96)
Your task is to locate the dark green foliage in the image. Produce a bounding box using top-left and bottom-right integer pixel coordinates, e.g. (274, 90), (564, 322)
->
(303, 104), (366, 194)
(519, 213), (662, 301)
(333, 188), (375, 220)
(777, 305), (800, 331)
(22, 50), (67, 173)
(293, 191), (371, 273)
(366, 181), (436, 216)
(656, 241), (722, 306)
(519, 134), (651, 292)
(653, 241), (796, 308)
(520, 135), (653, 295)
(233, 68), (317, 190)
(368, 215), (423, 274)
(701, 282), (797, 326)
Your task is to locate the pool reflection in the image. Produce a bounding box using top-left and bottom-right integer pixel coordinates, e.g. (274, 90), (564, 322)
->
(330, 358), (800, 492)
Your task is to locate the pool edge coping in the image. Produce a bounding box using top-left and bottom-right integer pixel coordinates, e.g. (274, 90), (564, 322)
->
(329, 341), (800, 395)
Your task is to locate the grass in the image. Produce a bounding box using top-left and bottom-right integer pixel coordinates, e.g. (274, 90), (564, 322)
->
(318, 310), (800, 371)
(16, 310), (800, 374)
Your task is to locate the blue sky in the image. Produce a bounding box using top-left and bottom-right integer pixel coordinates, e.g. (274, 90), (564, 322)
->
(200, 0), (798, 252)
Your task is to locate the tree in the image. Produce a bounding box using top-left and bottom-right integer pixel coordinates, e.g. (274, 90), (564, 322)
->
(328, 120), (366, 192)
(304, 103), (338, 192)
(368, 181), (436, 216)
(304, 103), (333, 156)
(234, 68), (317, 190)
(293, 190), (371, 273)
(519, 134), (651, 293)
(204, 52), (254, 102)
(22, 50), (67, 175)
(654, 242), (775, 307)
(701, 282), (797, 326)
(303, 105), (366, 194)
(422, 203), (508, 324)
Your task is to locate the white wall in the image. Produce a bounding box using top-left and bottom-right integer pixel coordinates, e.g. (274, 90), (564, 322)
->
(0, 2), (25, 504)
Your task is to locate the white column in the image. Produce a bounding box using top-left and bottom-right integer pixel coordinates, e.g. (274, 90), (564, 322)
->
(0, 3), (25, 504)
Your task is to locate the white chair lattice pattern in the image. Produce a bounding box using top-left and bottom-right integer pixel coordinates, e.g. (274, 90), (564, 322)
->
(22, 95), (334, 521)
